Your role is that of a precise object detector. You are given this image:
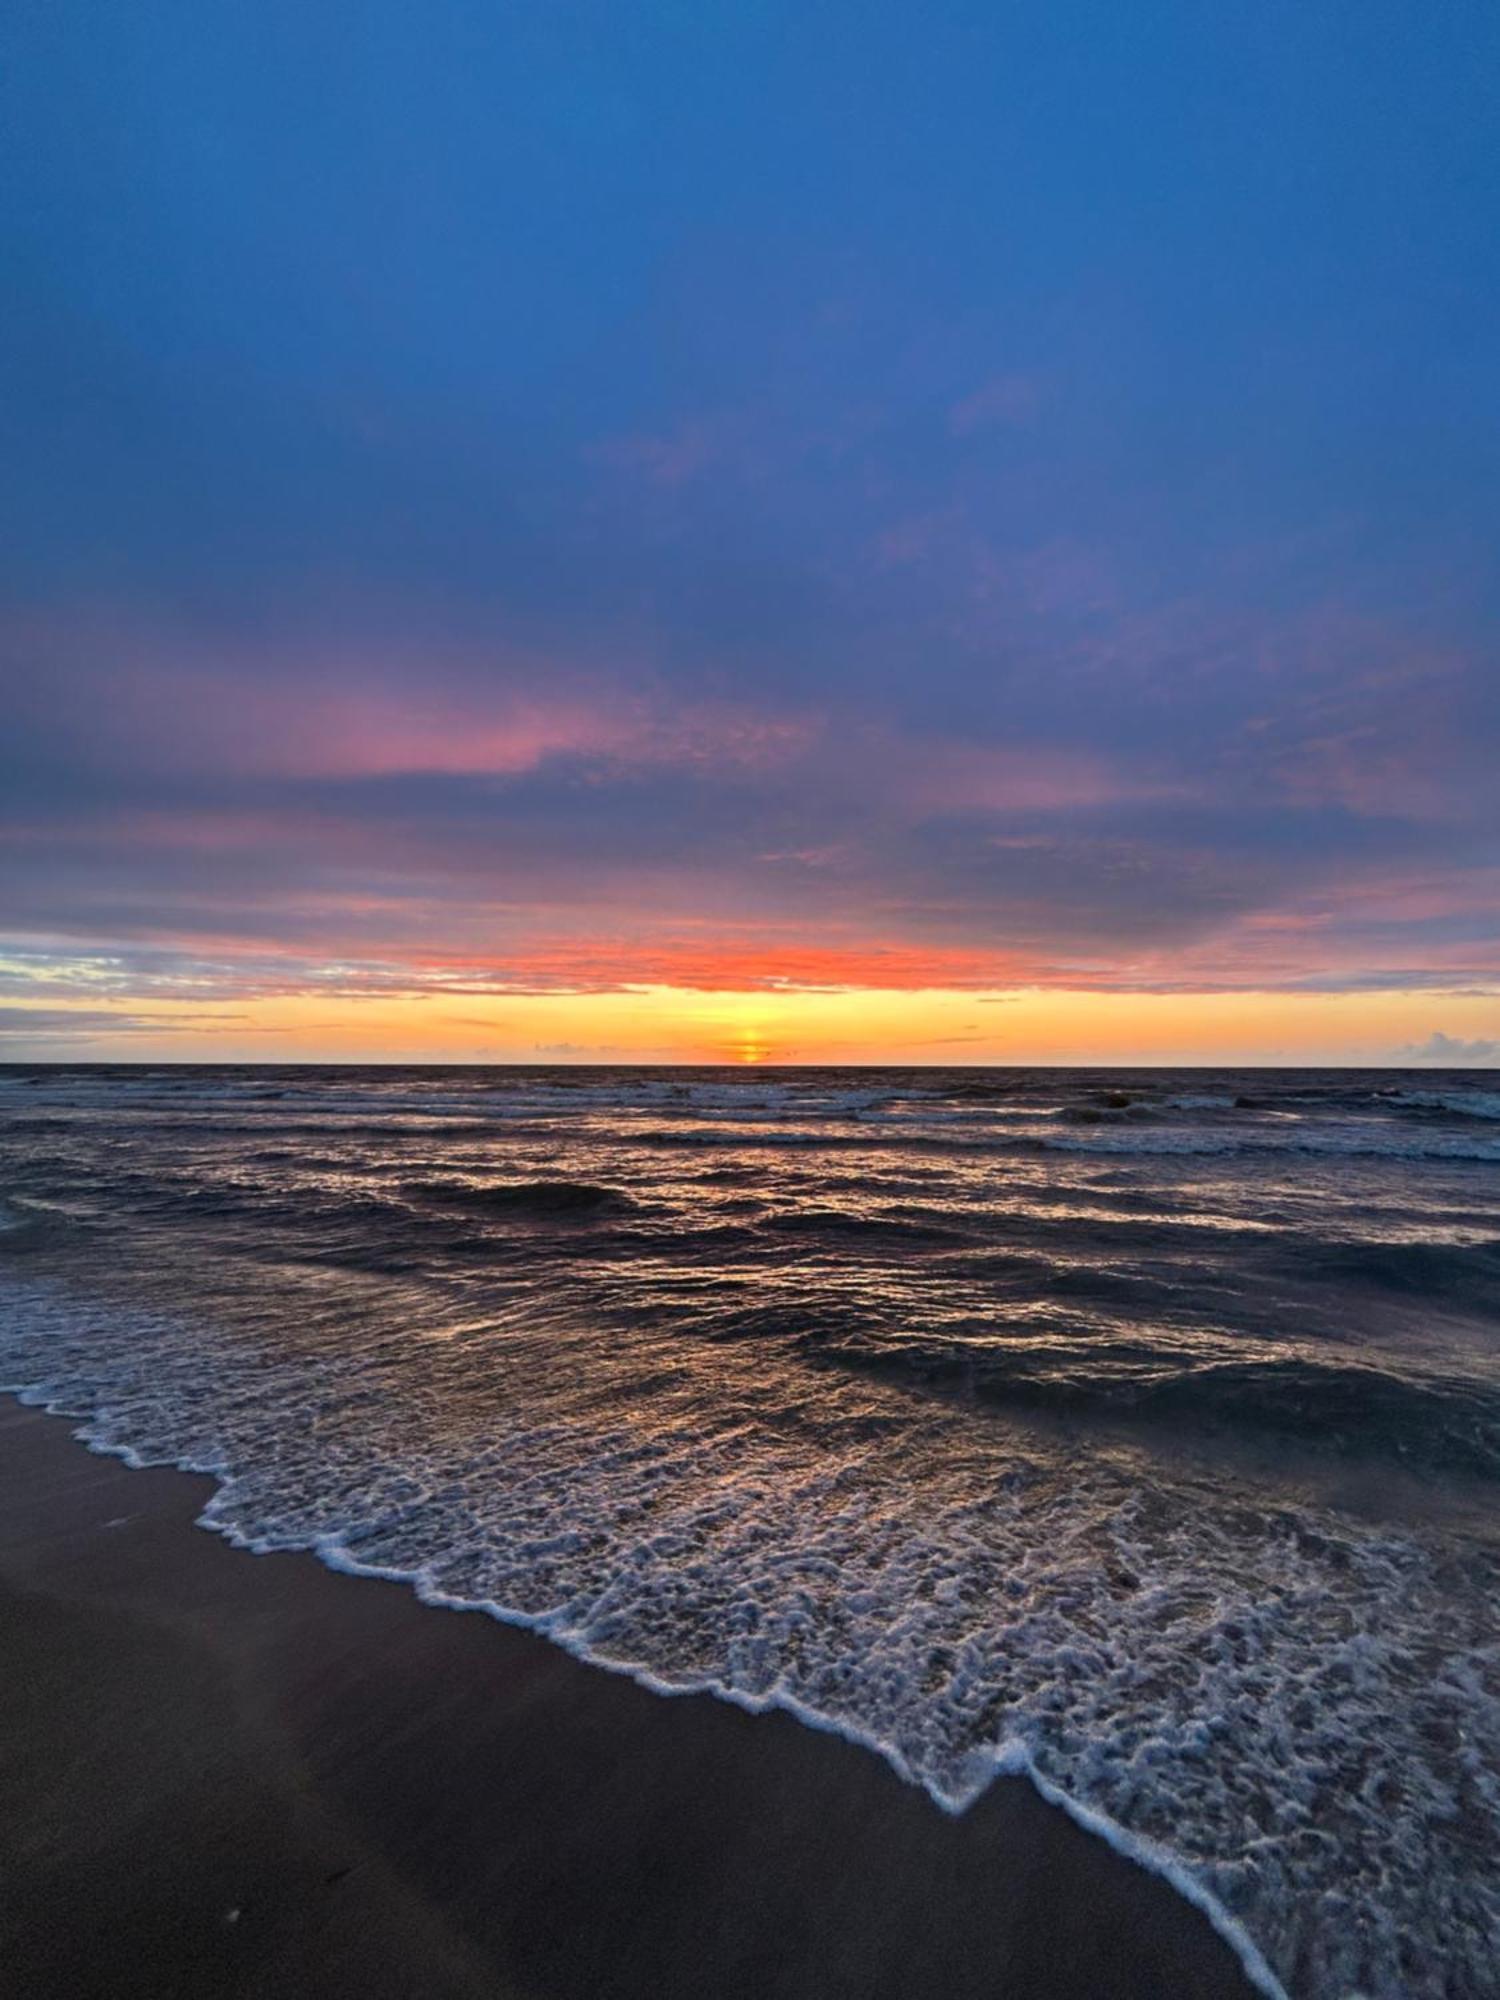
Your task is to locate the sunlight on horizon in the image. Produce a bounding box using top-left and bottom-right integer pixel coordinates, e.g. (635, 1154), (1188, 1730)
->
(4, 981), (1497, 1067)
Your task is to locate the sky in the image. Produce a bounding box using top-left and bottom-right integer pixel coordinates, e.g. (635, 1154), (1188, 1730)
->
(3, 1), (1498, 1064)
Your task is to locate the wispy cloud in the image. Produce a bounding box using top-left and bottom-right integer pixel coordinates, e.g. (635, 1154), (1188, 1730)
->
(0, 1005), (252, 1041)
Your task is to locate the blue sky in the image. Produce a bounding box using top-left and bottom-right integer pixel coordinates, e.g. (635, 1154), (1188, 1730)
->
(3, 2), (1498, 1054)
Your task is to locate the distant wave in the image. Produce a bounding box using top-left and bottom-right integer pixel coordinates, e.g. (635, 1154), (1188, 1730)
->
(1033, 1127), (1500, 1163)
(630, 1121), (1500, 1164)
(1390, 1087), (1500, 1122)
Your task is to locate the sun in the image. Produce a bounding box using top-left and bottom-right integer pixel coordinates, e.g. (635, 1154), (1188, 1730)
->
(721, 1010), (774, 1064)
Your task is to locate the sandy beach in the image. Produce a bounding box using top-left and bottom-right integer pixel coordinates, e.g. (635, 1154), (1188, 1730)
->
(0, 1397), (1258, 2000)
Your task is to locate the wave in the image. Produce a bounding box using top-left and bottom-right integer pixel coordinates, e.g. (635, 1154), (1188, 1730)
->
(820, 1335), (1500, 1477)
(755, 1207), (977, 1250)
(403, 1177), (637, 1217)
(625, 1118), (1500, 1163)
(1053, 1101), (1160, 1125)
(636, 1125), (869, 1150)
(1035, 1126), (1500, 1163)
(0, 1194), (100, 1252)
(1291, 1236), (1500, 1302)
(1391, 1088), (1500, 1122)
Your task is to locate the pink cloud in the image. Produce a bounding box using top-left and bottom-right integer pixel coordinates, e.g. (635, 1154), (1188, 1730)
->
(292, 688), (819, 780)
(5, 609), (820, 783)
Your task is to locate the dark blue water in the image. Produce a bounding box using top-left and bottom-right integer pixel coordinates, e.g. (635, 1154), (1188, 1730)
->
(3, 1065), (1499, 1997)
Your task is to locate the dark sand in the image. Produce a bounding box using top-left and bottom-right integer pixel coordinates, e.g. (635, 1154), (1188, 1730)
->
(0, 1399), (1259, 1999)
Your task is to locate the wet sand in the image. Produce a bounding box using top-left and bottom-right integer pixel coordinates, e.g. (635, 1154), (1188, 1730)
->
(0, 1398), (1258, 1999)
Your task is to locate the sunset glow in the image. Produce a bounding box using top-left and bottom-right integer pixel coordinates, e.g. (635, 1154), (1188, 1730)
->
(6, 980), (1498, 1069)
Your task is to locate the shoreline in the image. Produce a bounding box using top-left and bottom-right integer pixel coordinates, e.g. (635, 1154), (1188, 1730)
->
(0, 1393), (1264, 1998)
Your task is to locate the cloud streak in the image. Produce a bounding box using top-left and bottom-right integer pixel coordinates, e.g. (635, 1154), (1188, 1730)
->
(3, 593), (1499, 1013)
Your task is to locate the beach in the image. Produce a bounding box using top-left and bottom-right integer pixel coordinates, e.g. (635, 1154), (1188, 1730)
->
(0, 1398), (1256, 1999)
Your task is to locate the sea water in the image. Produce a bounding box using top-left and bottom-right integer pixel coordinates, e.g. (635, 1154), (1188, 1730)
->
(3, 1064), (1498, 1997)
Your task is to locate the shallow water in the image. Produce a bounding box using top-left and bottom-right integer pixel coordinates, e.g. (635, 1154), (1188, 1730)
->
(3, 1064), (1499, 1997)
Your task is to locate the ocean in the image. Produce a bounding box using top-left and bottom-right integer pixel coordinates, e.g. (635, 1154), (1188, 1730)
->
(2, 1064), (1498, 1998)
